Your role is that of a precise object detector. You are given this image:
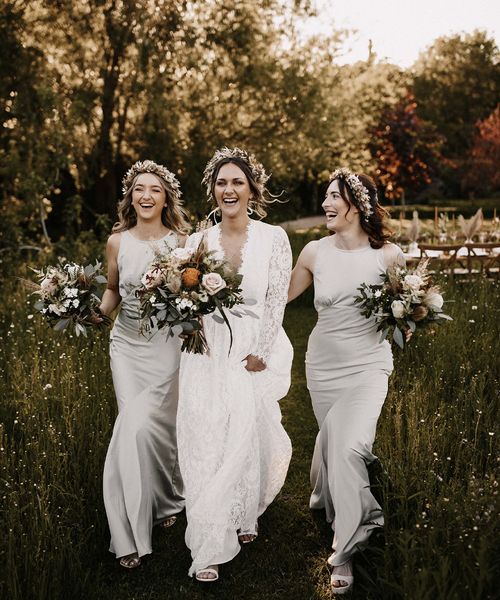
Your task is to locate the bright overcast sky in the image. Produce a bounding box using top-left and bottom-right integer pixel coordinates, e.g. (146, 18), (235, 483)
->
(300, 0), (500, 67)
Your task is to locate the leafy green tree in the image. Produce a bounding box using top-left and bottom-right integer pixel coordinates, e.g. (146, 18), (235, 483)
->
(0, 1), (69, 251)
(412, 30), (500, 185)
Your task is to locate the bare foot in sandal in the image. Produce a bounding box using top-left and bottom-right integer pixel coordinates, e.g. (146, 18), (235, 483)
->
(119, 553), (141, 569)
(331, 560), (353, 595)
(195, 565), (219, 582)
(159, 515), (177, 528)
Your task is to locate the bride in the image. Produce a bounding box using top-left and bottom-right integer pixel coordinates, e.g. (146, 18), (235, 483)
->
(177, 147), (293, 582)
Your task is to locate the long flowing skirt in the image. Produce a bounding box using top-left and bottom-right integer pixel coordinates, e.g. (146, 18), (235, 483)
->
(103, 313), (184, 558)
(308, 368), (388, 566)
(178, 317), (292, 575)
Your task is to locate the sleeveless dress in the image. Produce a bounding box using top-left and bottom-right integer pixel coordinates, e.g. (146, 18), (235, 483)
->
(306, 237), (403, 567)
(177, 220), (293, 576)
(103, 229), (184, 559)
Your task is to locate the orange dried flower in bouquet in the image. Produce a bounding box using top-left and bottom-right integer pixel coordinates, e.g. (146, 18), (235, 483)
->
(182, 268), (201, 288)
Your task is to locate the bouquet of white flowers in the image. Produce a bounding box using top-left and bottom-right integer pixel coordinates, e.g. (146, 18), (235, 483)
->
(136, 237), (254, 354)
(31, 261), (111, 336)
(354, 260), (452, 348)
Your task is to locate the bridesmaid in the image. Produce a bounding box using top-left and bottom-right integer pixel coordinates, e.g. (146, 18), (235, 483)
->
(288, 169), (405, 594)
(98, 160), (190, 569)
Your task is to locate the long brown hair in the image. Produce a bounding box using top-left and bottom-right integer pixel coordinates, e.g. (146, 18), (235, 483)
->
(335, 173), (392, 249)
(112, 173), (190, 234)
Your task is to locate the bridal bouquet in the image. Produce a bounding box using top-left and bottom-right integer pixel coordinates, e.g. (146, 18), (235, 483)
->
(354, 260), (452, 348)
(31, 261), (111, 336)
(136, 238), (251, 354)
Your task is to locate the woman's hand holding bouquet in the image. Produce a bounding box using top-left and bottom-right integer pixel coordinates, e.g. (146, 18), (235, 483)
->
(354, 260), (452, 348)
(136, 237), (254, 354)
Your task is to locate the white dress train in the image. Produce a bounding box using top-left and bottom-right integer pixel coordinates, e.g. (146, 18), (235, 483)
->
(103, 230), (184, 559)
(177, 220), (293, 576)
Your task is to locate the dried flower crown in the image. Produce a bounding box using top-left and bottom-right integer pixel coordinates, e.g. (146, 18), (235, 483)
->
(122, 160), (182, 199)
(330, 167), (373, 218)
(202, 147), (270, 198)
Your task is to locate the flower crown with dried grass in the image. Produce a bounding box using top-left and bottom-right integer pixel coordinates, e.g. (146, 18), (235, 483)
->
(122, 159), (182, 200)
(202, 147), (270, 198)
(330, 167), (373, 219)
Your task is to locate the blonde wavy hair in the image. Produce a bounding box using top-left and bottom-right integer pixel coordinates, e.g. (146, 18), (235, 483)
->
(112, 171), (190, 235)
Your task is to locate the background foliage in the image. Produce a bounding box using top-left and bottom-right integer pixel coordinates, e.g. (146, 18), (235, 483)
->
(0, 1), (499, 253)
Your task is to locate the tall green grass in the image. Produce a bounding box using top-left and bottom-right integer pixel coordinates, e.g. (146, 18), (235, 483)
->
(0, 254), (498, 599)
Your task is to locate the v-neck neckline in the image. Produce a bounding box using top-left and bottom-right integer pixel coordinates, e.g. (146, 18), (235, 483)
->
(216, 220), (253, 275)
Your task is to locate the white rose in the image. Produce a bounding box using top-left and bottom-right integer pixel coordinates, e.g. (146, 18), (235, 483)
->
(201, 273), (226, 295)
(403, 274), (424, 290)
(426, 292), (444, 310)
(391, 300), (406, 319)
(374, 290), (382, 298)
(171, 247), (195, 263)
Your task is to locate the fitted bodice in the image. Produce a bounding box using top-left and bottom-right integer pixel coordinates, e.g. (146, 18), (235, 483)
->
(306, 236), (393, 379)
(118, 229), (179, 315)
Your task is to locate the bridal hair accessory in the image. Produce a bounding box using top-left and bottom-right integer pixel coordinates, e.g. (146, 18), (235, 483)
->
(330, 167), (373, 219)
(202, 147), (270, 198)
(122, 160), (182, 199)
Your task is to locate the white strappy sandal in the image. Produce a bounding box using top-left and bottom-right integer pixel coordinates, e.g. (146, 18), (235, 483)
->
(330, 558), (354, 595)
(238, 522), (258, 544)
(195, 565), (219, 582)
(331, 572), (354, 595)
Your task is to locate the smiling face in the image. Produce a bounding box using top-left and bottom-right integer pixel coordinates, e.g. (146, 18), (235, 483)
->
(131, 173), (166, 222)
(322, 179), (360, 232)
(213, 162), (252, 219)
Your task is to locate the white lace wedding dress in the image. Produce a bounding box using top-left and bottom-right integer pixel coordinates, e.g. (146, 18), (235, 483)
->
(177, 219), (293, 576)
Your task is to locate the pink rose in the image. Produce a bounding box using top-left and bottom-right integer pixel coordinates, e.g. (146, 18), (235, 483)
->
(141, 266), (165, 290)
(40, 278), (57, 296)
(201, 273), (226, 295)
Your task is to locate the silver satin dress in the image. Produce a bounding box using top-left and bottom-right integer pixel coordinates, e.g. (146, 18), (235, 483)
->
(103, 230), (184, 559)
(306, 237), (401, 567)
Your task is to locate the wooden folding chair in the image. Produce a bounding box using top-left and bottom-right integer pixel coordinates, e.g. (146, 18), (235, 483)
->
(417, 243), (468, 277)
(465, 242), (500, 277)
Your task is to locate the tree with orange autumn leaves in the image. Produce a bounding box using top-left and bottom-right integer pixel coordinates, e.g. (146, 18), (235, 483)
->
(462, 105), (500, 196)
(368, 92), (446, 203)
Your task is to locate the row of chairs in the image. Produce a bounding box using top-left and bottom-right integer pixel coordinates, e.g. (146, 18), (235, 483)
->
(410, 242), (500, 278)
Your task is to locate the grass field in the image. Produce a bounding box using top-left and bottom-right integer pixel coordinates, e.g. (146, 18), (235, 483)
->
(0, 252), (498, 599)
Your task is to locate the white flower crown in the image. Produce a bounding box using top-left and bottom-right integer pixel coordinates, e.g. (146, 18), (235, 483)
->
(202, 147), (269, 198)
(122, 160), (182, 199)
(330, 167), (373, 218)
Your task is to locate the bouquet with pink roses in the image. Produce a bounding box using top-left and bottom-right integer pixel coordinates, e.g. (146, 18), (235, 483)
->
(354, 260), (452, 348)
(136, 236), (252, 354)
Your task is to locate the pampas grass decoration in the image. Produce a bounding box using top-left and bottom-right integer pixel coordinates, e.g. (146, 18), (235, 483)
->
(458, 208), (483, 241)
(408, 210), (421, 243)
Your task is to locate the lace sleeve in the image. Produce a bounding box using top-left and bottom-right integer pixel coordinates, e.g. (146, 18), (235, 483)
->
(254, 227), (292, 365)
